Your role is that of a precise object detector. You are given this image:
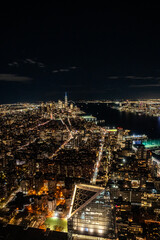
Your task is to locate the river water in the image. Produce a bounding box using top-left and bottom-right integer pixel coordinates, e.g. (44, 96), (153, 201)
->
(78, 103), (160, 140)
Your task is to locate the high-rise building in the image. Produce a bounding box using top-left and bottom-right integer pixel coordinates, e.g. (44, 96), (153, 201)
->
(68, 184), (116, 239)
(58, 100), (63, 109)
(70, 103), (74, 110)
(125, 140), (132, 150)
(136, 144), (147, 160)
(65, 92), (68, 107)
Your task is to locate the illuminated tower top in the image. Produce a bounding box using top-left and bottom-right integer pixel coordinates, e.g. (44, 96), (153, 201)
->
(65, 92), (68, 107)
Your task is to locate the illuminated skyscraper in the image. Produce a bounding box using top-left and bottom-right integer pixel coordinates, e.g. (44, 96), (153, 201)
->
(65, 92), (68, 107)
(58, 100), (63, 109)
(68, 184), (116, 239)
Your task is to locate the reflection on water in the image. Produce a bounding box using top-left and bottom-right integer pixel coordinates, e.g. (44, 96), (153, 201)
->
(79, 103), (160, 139)
(158, 117), (160, 127)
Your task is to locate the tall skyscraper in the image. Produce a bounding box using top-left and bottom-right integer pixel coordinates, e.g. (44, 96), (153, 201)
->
(65, 92), (68, 107)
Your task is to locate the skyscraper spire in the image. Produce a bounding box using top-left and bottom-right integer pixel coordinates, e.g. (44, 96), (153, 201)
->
(65, 92), (68, 107)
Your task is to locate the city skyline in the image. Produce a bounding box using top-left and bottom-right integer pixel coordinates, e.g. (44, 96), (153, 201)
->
(1, 3), (160, 239)
(0, 100), (160, 239)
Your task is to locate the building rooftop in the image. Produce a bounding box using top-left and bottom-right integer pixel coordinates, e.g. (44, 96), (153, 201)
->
(0, 223), (68, 240)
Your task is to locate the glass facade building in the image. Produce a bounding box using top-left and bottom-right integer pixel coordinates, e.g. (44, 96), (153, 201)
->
(68, 184), (116, 239)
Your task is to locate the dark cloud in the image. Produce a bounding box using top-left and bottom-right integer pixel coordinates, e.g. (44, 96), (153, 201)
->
(0, 74), (32, 82)
(130, 84), (160, 88)
(125, 76), (135, 79)
(52, 66), (79, 74)
(108, 76), (157, 80)
(108, 76), (119, 79)
(26, 59), (36, 64)
(70, 66), (78, 69)
(8, 59), (45, 68)
(125, 76), (154, 80)
(59, 69), (70, 72)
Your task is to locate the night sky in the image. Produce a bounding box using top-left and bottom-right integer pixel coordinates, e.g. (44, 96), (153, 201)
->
(1, 3), (160, 103)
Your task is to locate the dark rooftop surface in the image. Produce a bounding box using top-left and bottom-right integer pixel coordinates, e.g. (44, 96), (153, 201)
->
(0, 223), (68, 240)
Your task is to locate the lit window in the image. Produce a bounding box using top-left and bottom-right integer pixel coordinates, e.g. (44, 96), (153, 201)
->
(98, 229), (103, 234)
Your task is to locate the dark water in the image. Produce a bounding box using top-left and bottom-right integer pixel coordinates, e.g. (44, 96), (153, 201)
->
(78, 103), (160, 140)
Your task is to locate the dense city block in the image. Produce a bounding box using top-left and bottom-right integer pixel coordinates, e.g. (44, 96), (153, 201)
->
(0, 98), (160, 239)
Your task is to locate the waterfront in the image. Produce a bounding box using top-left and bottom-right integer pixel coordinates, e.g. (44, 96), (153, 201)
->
(78, 103), (160, 139)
